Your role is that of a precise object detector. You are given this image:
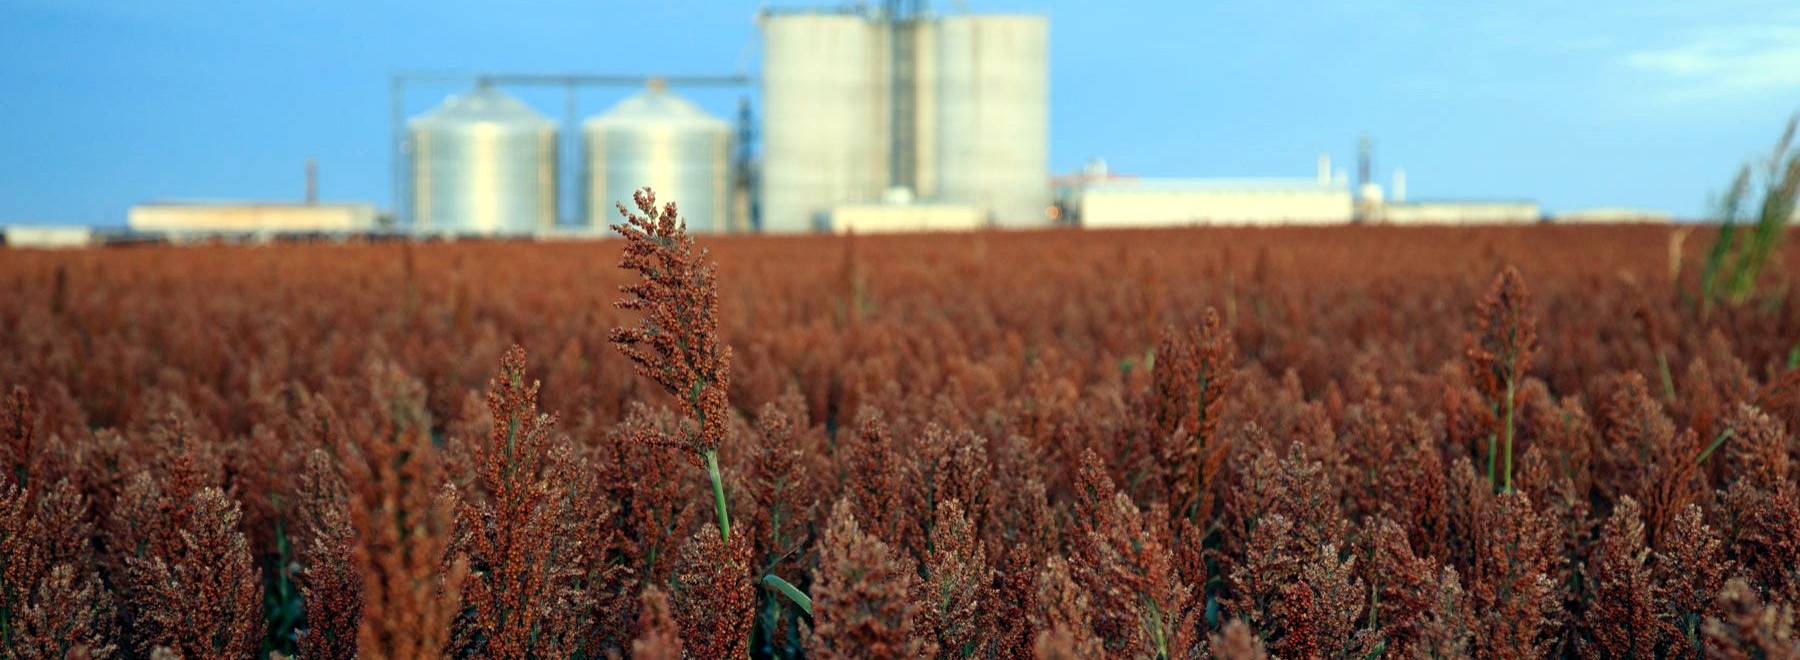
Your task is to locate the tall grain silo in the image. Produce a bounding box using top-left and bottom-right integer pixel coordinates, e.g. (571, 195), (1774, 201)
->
(408, 85), (557, 234)
(934, 15), (1050, 228)
(583, 81), (733, 233)
(759, 12), (889, 232)
(910, 21), (940, 200)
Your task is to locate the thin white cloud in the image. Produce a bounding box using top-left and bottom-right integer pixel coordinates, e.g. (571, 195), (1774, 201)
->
(1623, 25), (1800, 101)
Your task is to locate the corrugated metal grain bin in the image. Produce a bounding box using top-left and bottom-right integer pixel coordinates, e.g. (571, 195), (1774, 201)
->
(583, 82), (733, 233)
(408, 85), (557, 235)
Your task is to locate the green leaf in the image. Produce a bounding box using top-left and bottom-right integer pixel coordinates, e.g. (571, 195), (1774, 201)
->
(762, 573), (813, 617)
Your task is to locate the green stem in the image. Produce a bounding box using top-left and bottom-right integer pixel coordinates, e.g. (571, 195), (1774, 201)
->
(1696, 428), (1737, 466)
(705, 450), (731, 543)
(1141, 594), (1169, 659)
(762, 574), (813, 616)
(1501, 380), (1516, 493)
(1188, 369), (1212, 523)
(1656, 350), (1676, 402)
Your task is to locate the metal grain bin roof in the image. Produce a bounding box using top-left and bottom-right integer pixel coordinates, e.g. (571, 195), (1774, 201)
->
(408, 84), (556, 130)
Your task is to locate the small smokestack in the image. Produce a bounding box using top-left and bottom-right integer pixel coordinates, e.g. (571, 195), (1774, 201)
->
(305, 157), (318, 205)
(1356, 134), (1372, 189)
(1393, 168), (1407, 203)
(1317, 154), (1331, 186)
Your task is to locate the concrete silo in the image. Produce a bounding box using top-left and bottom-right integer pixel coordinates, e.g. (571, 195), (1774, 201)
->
(910, 20), (940, 200)
(408, 85), (557, 234)
(583, 81), (733, 233)
(757, 7), (1051, 232)
(759, 12), (890, 232)
(934, 15), (1050, 228)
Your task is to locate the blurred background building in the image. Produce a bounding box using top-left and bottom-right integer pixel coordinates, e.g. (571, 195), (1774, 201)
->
(1060, 157), (1354, 227)
(759, 5), (1049, 232)
(119, 156), (381, 241)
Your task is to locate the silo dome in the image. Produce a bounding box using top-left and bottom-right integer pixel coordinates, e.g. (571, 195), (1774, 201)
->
(408, 85), (557, 235)
(583, 81), (732, 233)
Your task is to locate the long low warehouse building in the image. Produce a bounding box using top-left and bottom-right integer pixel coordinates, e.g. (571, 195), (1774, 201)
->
(129, 201), (379, 236)
(1549, 208), (1673, 224)
(1379, 200), (1541, 225)
(2, 225), (95, 248)
(1075, 178), (1354, 228)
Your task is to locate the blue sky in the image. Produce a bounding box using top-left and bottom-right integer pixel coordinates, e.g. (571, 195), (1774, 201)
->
(3, 0), (1798, 225)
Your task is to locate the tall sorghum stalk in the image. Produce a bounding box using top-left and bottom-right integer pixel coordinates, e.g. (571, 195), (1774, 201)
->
(1152, 308), (1233, 526)
(1633, 302), (1675, 402)
(612, 188), (793, 648)
(610, 187), (737, 544)
(313, 363), (465, 660)
(1466, 267), (1537, 492)
(451, 347), (580, 658)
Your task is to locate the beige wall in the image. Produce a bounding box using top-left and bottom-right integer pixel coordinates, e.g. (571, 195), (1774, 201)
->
(129, 204), (377, 233)
(1382, 202), (1541, 225)
(4, 226), (93, 248)
(828, 203), (986, 234)
(1549, 208), (1672, 224)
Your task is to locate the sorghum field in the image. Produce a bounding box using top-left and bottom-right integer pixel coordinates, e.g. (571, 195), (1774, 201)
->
(3, 202), (1799, 659)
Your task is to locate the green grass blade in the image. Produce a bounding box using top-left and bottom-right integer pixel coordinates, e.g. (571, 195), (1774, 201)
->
(1696, 427), (1737, 466)
(762, 574), (813, 617)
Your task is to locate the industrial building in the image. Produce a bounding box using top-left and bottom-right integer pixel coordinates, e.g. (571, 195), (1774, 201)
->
(1058, 150), (1559, 228)
(379, 1), (1051, 238)
(759, 6), (1050, 232)
(117, 156), (383, 240)
(1350, 149), (1543, 225)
